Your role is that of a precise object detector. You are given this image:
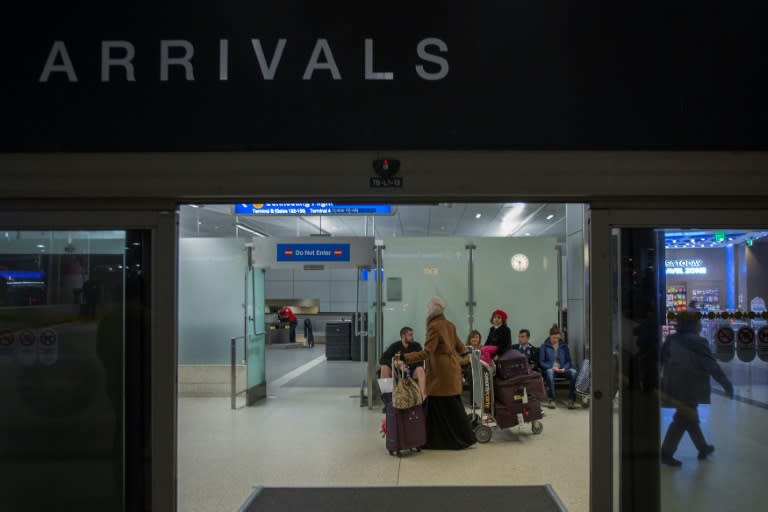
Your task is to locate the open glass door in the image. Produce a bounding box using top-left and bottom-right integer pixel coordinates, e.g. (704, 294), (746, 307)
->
(245, 248), (266, 404)
(592, 209), (768, 512)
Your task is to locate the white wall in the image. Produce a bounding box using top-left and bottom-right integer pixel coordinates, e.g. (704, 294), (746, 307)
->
(382, 236), (558, 348)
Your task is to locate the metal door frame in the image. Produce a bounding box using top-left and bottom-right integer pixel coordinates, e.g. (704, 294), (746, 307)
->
(0, 209), (177, 512)
(590, 207), (768, 512)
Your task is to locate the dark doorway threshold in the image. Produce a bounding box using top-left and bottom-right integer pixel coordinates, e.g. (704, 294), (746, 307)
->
(239, 486), (568, 512)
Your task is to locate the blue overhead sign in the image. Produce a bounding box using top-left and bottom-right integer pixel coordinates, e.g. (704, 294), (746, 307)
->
(235, 203), (393, 215)
(277, 244), (351, 262)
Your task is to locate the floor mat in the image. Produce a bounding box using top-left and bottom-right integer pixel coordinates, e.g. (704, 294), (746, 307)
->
(239, 486), (567, 512)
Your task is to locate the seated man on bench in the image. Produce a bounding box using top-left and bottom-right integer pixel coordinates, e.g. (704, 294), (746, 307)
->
(539, 324), (577, 409)
(379, 326), (427, 405)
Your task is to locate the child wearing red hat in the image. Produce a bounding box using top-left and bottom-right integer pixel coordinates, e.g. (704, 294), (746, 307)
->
(480, 309), (512, 364)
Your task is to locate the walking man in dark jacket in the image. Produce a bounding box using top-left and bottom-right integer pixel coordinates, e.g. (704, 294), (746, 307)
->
(660, 310), (734, 466)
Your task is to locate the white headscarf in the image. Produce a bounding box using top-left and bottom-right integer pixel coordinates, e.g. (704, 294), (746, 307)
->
(427, 296), (446, 320)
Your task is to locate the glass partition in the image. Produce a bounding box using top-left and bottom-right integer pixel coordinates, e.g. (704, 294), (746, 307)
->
(611, 226), (768, 512)
(0, 229), (149, 511)
(246, 265), (266, 403)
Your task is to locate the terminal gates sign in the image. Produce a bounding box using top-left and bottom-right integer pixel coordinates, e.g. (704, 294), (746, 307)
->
(236, 203), (393, 215)
(277, 243), (350, 262)
(2, 1), (768, 151)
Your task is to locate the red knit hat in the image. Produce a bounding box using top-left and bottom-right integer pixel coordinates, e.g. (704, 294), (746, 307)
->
(491, 309), (508, 322)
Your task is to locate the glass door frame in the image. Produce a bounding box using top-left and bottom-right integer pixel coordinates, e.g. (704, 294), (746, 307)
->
(0, 209), (177, 512)
(590, 207), (768, 512)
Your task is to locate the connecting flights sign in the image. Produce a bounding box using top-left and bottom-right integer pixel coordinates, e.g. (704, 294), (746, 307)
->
(235, 203), (392, 215)
(277, 243), (350, 262)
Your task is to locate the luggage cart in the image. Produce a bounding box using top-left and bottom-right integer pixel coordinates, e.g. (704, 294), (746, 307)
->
(467, 349), (543, 443)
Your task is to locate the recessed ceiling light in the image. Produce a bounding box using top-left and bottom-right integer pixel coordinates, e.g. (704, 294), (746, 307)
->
(525, 232), (531, 236)
(36, 244), (45, 248)
(546, 214), (555, 220)
(475, 213), (481, 219)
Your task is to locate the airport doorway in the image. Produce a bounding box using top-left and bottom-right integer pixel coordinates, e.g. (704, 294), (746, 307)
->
(177, 201), (590, 512)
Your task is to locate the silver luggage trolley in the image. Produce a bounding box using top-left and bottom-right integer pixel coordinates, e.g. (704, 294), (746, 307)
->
(467, 348), (543, 443)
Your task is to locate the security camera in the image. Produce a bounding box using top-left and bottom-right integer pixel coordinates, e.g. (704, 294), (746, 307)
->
(372, 158), (400, 178)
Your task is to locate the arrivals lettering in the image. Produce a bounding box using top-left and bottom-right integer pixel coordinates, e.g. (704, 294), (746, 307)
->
(39, 38), (449, 83)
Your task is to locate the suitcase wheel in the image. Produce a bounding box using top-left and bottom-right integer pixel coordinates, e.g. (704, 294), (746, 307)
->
(531, 420), (543, 435)
(475, 425), (493, 443)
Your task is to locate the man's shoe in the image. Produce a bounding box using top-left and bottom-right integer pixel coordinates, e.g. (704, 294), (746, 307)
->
(545, 399), (556, 409)
(567, 400), (576, 409)
(661, 455), (682, 467)
(698, 445), (715, 460)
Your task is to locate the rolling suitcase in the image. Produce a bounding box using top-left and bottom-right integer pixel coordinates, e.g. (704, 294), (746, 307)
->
(495, 349), (530, 380)
(494, 397), (543, 429)
(494, 371), (547, 404)
(385, 403), (426, 457)
(505, 372), (547, 401)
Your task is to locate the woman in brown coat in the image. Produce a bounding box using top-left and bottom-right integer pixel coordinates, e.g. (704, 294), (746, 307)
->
(401, 296), (476, 449)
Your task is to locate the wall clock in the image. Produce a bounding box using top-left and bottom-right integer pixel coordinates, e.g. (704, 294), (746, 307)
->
(511, 253), (529, 272)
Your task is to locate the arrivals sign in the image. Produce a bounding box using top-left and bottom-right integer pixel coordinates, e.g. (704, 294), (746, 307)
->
(2, 2), (768, 151)
(276, 243), (351, 262)
(236, 203), (392, 215)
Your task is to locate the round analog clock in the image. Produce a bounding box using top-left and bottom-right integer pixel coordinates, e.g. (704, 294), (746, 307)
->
(510, 253), (529, 272)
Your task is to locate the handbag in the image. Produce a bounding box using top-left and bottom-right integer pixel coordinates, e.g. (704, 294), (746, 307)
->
(392, 358), (423, 409)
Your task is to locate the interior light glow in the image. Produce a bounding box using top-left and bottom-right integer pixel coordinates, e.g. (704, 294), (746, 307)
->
(546, 214), (555, 220)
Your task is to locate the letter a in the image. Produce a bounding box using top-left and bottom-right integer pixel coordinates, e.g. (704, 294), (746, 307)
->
(40, 41), (78, 82)
(303, 39), (341, 80)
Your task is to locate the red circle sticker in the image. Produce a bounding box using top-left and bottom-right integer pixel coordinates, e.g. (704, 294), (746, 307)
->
(758, 326), (768, 344)
(717, 327), (735, 344)
(738, 326), (755, 344)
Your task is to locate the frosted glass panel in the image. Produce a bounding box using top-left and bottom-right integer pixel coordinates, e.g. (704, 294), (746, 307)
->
(473, 237), (558, 345)
(382, 238), (469, 346)
(247, 268), (266, 389)
(179, 238), (247, 364)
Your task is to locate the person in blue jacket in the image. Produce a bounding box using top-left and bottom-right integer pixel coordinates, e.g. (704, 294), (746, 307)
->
(539, 324), (578, 409)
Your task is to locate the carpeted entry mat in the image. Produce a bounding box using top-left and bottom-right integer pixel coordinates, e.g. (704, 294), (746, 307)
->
(239, 486), (568, 512)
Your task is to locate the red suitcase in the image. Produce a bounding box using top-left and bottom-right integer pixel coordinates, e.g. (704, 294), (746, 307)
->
(385, 403), (426, 456)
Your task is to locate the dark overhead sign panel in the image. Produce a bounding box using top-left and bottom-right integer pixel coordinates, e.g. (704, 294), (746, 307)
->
(2, 2), (768, 151)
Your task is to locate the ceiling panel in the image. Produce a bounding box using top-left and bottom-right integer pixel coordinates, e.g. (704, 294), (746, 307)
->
(180, 202), (575, 241)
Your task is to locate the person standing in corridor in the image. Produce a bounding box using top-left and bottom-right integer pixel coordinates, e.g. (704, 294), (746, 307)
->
(660, 309), (734, 466)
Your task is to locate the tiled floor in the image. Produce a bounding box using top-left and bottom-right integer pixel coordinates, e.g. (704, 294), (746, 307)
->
(178, 348), (768, 512)
(660, 358), (768, 511)
(178, 347), (590, 512)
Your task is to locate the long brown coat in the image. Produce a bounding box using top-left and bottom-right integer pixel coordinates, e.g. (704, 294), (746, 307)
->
(403, 313), (467, 396)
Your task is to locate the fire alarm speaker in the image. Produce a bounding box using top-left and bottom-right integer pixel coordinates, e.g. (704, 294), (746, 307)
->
(372, 158), (400, 178)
